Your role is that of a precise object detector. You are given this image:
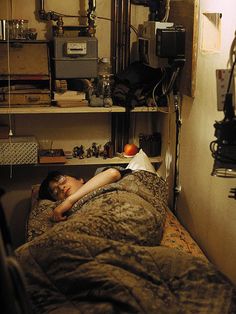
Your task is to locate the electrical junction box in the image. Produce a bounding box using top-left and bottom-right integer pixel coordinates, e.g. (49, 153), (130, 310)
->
(156, 26), (186, 59)
(139, 21), (174, 68)
(53, 36), (98, 79)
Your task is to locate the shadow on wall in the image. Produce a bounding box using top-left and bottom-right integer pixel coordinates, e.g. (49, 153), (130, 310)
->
(176, 190), (198, 241)
(9, 198), (31, 249)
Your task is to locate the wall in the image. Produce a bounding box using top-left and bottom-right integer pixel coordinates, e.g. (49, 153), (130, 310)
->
(177, 0), (236, 284)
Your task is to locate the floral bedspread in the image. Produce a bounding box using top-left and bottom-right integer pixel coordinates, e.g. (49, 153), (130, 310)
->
(16, 171), (236, 313)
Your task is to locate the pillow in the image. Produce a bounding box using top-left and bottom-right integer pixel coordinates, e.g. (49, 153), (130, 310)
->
(126, 149), (158, 175)
(25, 185), (56, 242)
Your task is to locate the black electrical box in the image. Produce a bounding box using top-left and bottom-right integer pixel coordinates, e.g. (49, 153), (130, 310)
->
(156, 26), (186, 59)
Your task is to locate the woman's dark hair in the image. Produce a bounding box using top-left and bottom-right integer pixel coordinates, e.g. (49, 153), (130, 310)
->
(38, 171), (63, 201)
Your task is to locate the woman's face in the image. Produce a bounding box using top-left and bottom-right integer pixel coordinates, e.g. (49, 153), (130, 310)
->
(49, 175), (84, 201)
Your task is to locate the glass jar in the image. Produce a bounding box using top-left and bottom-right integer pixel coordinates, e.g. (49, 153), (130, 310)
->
(98, 57), (112, 76)
(9, 19), (28, 39)
(97, 74), (114, 107)
(97, 57), (113, 107)
(19, 19), (28, 39)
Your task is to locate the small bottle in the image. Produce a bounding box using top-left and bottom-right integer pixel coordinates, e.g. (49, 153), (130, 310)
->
(98, 58), (114, 107)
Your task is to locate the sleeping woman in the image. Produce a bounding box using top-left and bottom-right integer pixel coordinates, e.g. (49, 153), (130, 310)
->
(38, 167), (132, 222)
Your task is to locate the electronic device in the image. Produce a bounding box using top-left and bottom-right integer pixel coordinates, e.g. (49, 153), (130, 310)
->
(156, 25), (186, 59)
(139, 21), (186, 68)
(53, 35), (98, 79)
(38, 1), (98, 82)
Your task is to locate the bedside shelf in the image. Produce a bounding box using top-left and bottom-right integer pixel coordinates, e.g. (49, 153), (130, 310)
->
(1, 156), (162, 167)
(36, 155), (163, 166)
(63, 155), (162, 166)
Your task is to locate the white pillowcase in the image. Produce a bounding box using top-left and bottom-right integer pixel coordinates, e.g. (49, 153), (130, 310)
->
(126, 149), (158, 175)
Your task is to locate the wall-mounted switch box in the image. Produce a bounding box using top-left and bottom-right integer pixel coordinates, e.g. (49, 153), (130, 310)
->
(216, 69), (235, 111)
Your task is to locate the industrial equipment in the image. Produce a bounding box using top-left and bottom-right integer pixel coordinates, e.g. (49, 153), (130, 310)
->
(38, 0), (98, 85)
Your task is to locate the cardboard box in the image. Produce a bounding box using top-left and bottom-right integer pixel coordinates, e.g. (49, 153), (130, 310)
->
(39, 149), (66, 164)
(0, 41), (51, 106)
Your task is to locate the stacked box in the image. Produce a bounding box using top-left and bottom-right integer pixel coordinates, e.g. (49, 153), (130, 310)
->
(0, 136), (38, 165)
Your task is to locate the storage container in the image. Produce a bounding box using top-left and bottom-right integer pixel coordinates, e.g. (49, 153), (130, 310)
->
(0, 136), (38, 165)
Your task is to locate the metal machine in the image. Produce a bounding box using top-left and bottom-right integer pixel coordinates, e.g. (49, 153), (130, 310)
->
(38, 0), (98, 82)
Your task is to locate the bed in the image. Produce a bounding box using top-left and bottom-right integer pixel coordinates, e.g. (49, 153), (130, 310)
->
(15, 164), (236, 313)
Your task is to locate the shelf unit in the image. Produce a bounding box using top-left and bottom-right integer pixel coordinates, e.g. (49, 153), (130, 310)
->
(0, 104), (165, 167)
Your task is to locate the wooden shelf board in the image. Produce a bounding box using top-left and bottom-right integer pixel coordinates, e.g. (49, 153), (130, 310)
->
(0, 105), (168, 114)
(61, 156), (163, 166)
(1, 156), (162, 167)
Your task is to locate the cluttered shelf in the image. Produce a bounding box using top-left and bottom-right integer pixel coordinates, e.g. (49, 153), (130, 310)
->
(0, 105), (168, 114)
(37, 155), (162, 166)
(0, 156), (163, 167)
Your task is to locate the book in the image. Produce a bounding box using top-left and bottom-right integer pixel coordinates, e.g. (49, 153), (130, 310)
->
(53, 91), (86, 101)
(55, 99), (89, 108)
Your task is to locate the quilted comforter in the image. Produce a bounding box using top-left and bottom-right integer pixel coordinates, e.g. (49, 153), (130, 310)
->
(15, 171), (236, 313)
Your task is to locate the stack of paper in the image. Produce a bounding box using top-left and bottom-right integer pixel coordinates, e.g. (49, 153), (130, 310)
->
(53, 91), (88, 107)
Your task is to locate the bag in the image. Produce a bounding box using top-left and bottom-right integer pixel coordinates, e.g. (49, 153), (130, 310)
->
(113, 62), (168, 110)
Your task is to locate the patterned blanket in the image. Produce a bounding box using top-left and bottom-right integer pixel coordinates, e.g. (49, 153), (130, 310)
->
(16, 171), (236, 313)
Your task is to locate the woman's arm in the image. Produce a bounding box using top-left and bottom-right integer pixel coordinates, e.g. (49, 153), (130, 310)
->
(51, 168), (121, 222)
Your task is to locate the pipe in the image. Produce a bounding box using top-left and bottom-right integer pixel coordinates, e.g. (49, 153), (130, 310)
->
(111, 0), (118, 74)
(87, 0), (96, 35)
(124, 0), (131, 69)
(38, 0), (97, 35)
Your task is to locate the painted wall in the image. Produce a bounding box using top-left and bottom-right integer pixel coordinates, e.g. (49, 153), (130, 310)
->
(177, 0), (236, 284)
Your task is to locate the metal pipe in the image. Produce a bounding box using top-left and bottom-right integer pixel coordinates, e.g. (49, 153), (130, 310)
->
(117, 0), (123, 73)
(111, 0), (118, 74)
(38, 0), (46, 19)
(87, 0), (96, 35)
(125, 0), (131, 67)
(123, 0), (129, 69)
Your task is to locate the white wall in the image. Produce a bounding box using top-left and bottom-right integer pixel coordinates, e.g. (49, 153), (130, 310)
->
(177, 0), (236, 284)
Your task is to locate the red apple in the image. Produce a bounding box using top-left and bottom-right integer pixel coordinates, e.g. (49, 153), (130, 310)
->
(124, 143), (139, 156)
